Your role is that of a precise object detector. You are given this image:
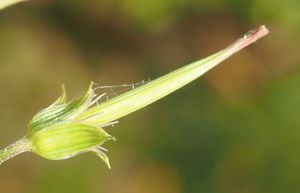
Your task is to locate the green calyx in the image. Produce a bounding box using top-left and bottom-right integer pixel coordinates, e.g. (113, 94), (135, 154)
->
(27, 82), (115, 168)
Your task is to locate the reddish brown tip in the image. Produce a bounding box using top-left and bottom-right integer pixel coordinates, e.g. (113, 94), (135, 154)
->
(230, 25), (269, 53)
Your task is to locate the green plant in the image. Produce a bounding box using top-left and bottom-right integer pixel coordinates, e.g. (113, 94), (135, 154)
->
(0, 25), (269, 168)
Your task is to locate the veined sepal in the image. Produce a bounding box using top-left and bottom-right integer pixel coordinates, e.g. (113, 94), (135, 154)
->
(29, 122), (114, 168)
(28, 82), (95, 137)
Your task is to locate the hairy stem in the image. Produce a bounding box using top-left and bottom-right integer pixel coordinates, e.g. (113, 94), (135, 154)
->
(0, 138), (31, 165)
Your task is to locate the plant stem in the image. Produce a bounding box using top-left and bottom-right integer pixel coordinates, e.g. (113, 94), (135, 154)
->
(0, 138), (31, 165)
(77, 25), (269, 125)
(0, 0), (26, 10)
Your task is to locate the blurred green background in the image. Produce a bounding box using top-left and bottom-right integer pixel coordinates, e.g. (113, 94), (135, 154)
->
(1, 0), (300, 193)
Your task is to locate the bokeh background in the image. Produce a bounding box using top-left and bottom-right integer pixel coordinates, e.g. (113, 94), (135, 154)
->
(0, 0), (300, 193)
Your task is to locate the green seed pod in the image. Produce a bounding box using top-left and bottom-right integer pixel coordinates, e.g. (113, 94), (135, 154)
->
(0, 26), (269, 167)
